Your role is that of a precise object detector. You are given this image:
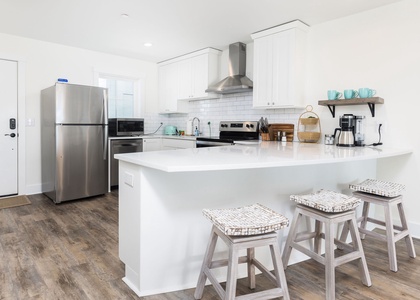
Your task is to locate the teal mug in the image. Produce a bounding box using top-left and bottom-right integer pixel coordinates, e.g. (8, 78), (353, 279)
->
(327, 90), (342, 100)
(359, 88), (376, 98)
(344, 89), (359, 99)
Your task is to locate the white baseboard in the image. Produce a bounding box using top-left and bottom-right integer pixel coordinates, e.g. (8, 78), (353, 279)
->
(409, 220), (420, 240)
(25, 184), (43, 195)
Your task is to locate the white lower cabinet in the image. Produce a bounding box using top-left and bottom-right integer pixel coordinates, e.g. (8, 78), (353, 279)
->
(142, 138), (196, 152)
(142, 138), (162, 152)
(161, 138), (196, 150)
(251, 20), (308, 109)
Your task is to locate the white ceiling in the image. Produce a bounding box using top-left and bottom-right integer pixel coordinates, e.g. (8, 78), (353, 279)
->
(0, 0), (403, 63)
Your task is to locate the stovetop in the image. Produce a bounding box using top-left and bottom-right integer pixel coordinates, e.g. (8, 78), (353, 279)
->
(197, 121), (260, 144)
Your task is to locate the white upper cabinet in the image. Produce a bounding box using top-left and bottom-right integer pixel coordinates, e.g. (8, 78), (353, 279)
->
(251, 20), (309, 109)
(177, 54), (211, 100)
(158, 63), (178, 113)
(158, 48), (221, 113)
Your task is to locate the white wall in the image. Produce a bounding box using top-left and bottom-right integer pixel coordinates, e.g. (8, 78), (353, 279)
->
(305, 0), (420, 236)
(0, 33), (158, 194)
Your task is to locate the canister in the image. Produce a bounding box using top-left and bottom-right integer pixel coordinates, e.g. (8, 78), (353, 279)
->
(325, 134), (335, 145)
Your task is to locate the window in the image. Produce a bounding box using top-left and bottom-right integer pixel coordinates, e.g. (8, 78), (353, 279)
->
(97, 75), (140, 118)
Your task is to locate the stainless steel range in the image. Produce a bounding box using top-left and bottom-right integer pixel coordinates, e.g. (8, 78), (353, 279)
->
(196, 121), (260, 147)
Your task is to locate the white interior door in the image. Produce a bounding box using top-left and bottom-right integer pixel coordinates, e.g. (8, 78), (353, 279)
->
(0, 59), (18, 197)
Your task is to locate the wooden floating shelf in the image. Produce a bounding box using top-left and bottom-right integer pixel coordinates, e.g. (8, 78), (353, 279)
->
(318, 97), (384, 118)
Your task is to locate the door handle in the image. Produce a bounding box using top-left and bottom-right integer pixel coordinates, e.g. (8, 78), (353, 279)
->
(5, 133), (16, 138)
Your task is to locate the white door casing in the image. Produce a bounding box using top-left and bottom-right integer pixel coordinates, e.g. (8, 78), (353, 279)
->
(0, 59), (18, 196)
(0, 56), (25, 197)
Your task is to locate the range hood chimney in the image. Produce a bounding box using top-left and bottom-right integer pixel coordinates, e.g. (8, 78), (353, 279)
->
(205, 42), (253, 94)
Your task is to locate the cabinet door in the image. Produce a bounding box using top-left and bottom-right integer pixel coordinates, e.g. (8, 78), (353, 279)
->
(159, 64), (178, 112)
(272, 30), (292, 106)
(161, 138), (196, 150)
(190, 54), (208, 99)
(252, 28), (302, 108)
(142, 138), (162, 152)
(177, 54), (208, 100)
(253, 35), (274, 107)
(177, 59), (192, 100)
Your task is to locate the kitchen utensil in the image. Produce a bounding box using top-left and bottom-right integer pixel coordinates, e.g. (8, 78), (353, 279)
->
(259, 117), (269, 133)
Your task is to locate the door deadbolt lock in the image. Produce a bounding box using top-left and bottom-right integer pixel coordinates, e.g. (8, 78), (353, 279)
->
(10, 118), (16, 129)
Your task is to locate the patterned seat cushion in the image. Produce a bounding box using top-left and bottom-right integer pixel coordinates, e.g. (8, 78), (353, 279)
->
(290, 190), (361, 213)
(349, 179), (405, 197)
(202, 203), (289, 236)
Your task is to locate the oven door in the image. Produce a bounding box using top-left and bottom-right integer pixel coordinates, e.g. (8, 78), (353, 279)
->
(196, 138), (234, 148)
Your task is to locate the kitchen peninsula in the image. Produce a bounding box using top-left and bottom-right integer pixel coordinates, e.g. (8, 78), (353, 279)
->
(115, 142), (411, 297)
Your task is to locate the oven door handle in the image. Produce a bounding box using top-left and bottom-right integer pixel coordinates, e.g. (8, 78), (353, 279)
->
(196, 140), (234, 147)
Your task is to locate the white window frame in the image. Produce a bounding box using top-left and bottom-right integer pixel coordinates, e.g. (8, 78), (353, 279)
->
(93, 70), (145, 118)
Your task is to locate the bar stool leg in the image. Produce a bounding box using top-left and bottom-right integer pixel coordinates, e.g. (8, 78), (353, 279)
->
(359, 202), (370, 240)
(324, 220), (335, 300)
(348, 217), (372, 286)
(270, 242), (290, 300)
(194, 227), (219, 299)
(384, 204), (398, 272)
(225, 245), (239, 300)
(282, 208), (301, 268)
(247, 248), (256, 289)
(314, 220), (322, 254)
(398, 202), (417, 258)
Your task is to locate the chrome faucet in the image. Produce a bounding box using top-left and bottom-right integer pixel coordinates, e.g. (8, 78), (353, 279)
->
(192, 117), (200, 136)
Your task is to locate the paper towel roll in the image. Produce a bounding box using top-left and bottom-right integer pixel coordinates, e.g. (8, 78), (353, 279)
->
(186, 120), (193, 135)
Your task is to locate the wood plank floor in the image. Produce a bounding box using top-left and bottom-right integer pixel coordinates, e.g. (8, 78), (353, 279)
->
(0, 192), (419, 299)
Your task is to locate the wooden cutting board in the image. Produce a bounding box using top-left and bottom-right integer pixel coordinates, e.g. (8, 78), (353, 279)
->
(268, 124), (294, 142)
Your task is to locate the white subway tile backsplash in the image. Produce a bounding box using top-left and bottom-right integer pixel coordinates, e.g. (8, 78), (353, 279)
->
(144, 92), (305, 137)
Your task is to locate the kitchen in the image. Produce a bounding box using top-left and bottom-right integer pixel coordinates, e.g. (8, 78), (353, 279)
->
(1, 0), (420, 299)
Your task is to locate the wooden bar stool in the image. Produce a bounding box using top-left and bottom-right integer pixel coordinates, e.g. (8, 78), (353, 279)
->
(194, 203), (290, 300)
(341, 179), (416, 272)
(282, 190), (371, 300)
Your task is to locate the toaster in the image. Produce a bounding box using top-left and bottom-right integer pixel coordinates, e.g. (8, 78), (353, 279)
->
(164, 125), (178, 135)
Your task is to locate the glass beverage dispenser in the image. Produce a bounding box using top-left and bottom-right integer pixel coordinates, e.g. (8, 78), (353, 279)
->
(355, 115), (365, 146)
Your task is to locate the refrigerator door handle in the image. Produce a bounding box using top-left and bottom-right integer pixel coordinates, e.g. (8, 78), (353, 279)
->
(102, 89), (108, 161)
(103, 126), (108, 161)
(103, 89), (108, 125)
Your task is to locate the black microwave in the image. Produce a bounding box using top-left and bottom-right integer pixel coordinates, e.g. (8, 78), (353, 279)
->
(108, 118), (144, 136)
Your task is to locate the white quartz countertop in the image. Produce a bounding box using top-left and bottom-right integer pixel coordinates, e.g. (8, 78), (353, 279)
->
(115, 142), (412, 173)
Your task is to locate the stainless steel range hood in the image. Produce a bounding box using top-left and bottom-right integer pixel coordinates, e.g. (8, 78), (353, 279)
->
(206, 42), (253, 94)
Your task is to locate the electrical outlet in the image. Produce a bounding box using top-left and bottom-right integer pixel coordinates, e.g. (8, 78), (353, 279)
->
(375, 119), (385, 133)
(124, 172), (134, 187)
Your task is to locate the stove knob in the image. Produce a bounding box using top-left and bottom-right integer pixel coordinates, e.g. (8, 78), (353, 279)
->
(246, 124), (250, 128)
(250, 124), (254, 128)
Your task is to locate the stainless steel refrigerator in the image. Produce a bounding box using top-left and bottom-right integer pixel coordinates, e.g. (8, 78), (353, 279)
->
(41, 83), (108, 203)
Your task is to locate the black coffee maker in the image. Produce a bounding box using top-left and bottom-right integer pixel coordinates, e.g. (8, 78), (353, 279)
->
(334, 114), (356, 147)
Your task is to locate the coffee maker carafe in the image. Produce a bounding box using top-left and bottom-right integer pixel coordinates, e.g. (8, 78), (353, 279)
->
(334, 114), (356, 147)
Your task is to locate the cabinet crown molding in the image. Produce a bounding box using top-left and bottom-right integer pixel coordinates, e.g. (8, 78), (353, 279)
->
(251, 19), (309, 40)
(158, 48), (222, 66)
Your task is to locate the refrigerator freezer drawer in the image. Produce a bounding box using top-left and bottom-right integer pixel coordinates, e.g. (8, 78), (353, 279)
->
(52, 125), (108, 203)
